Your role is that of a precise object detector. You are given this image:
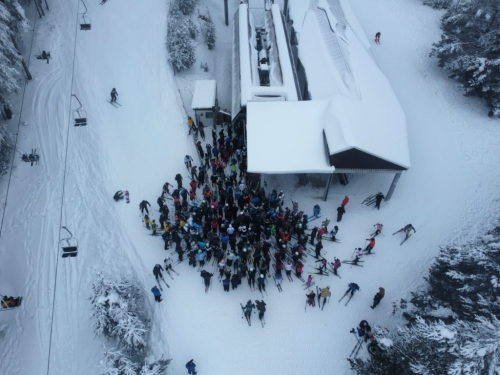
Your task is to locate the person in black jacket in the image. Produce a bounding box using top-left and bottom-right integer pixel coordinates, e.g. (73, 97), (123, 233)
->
(139, 200), (151, 214)
(337, 206), (345, 222)
(375, 192), (385, 210)
(255, 300), (266, 321)
(113, 191), (124, 201)
(175, 173), (183, 189)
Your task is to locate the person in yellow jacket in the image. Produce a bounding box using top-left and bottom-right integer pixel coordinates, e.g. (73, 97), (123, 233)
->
(144, 215), (150, 229)
(164, 222), (170, 232)
(318, 286), (331, 309)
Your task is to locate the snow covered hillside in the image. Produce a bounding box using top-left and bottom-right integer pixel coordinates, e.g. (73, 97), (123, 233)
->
(0, 0), (499, 374)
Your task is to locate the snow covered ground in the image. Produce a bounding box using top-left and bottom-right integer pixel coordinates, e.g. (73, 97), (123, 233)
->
(0, 0), (499, 374)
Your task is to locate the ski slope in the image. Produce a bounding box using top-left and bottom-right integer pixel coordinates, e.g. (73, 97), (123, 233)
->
(0, 0), (499, 374)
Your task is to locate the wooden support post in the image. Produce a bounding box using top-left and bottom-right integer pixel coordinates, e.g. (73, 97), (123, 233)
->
(385, 172), (402, 201)
(34, 0), (43, 17)
(322, 173), (333, 201)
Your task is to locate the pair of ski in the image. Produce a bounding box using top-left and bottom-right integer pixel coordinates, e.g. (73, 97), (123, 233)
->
(393, 230), (412, 245)
(303, 282), (315, 290)
(240, 304), (252, 326)
(307, 215), (322, 223)
(316, 287), (329, 311)
(156, 277), (170, 291)
(342, 260), (364, 267)
(339, 291), (354, 306)
(349, 331), (364, 358)
(322, 237), (341, 243)
(107, 100), (122, 108)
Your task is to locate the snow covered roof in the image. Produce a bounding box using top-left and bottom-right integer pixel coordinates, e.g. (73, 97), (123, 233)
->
(246, 101), (335, 174)
(287, 0), (410, 170)
(191, 80), (216, 109)
(232, 4), (299, 119)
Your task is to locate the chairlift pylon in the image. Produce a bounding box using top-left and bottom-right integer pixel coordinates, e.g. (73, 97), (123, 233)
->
(60, 226), (78, 258)
(79, 0), (91, 31)
(72, 94), (87, 126)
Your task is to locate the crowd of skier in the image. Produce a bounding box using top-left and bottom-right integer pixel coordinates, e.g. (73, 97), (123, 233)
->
(110, 120), (418, 370)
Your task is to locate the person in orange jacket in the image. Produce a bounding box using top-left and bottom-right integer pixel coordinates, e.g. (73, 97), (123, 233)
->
(365, 237), (375, 254)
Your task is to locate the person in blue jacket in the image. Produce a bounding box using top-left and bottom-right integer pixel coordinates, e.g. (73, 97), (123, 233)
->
(186, 359), (197, 374)
(313, 204), (321, 218)
(220, 233), (229, 250)
(195, 250), (207, 267)
(151, 286), (162, 302)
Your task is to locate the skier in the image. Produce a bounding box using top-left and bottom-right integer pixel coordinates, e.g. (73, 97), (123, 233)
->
(314, 242), (323, 259)
(372, 223), (383, 237)
(330, 225), (339, 241)
(365, 237), (375, 254)
(353, 320), (372, 341)
(306, 290), (316, 307)
(371, 287), (385, 309)
(175, 173), (183, 189)
(352, 248), (363, 265)
(153, 264), (164, 280)
(184, 155), (194, 170)
(200, 270), (213, 292)
(139, 200), (151, 214)
(321, 218), (331, 231)
(198, 121), (205, 140)
(195, 250), (207, 268)
(275, 273), (283, 290)
(241, 300), (255, 323)
(295, 262), (304, 278)
(185, 359), (197, 375)
(151, 220), (158, 235)
(257, 274), (266, 293)
(336, 206), (345, 222)
(291, 200), (299, 214)
(331, 257), (341, 275)
(402, 224), (416, 238)
(222, 277), (230, 292)
(318, 286), (331, 309)
(144, 215), (150, 229)
(255, 300), (266, 322)
(113, 191), (124, 201)
(164, 257), (173, 271)
(284, 260), (293, 278)
(310, 227), (318, 245)
(41, 50), (50, 63)
(313, 204), (321, 219)
(374, 192), (385, 210)
(375, 32), (381, 44)
(218, 259), (226, 278)
(248, 267), (257, 289)
(341, 282), (360, 300)
(151, 286), (162, 302)
(305, 274), (314, 288)
(110, 88), (118, 103)
(341, 195), (349, 207)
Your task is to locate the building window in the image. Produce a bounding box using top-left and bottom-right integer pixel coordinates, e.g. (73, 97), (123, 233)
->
(206, 112), (213, 119)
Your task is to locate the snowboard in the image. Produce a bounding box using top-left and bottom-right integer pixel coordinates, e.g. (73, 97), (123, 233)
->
(125, 190), (130, 204)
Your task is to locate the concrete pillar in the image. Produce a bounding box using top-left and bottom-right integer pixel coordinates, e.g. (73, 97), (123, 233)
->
(322, 173), (334, 201)
(385, 172), (402, 201)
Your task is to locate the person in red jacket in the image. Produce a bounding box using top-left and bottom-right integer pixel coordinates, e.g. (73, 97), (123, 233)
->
(295, 262), (304, 278)
(341, 195), (349, 207)
(189, 179), (198, 192)
(365, 237), (375, 254)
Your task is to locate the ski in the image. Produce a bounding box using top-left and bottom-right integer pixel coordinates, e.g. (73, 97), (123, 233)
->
(349, 331), (363, 357)
(345, 294), (354, 306)
(400, 234), (412, 245)
(169, 268), (180, 275)
(125, 190), (130, 204)
(363, 252), (375, 255)
(361, 194), (376, 204)
(338, 293), (347, 303)
(294, 274), (305, 282)
(156, 280), (163, 291)
(303, 282), (315, 290)
(307, 215), (322, 223)
(286, 274), (294, 282)
(161, 278), (170, 288)
(322, 238), (341, 243)
(392, 230), (402, 235)
(165, 270), (174, 280)
(107, 100), (119, 108)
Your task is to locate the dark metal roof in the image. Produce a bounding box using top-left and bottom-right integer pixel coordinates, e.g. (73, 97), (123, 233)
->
(329, 148), (407, 171)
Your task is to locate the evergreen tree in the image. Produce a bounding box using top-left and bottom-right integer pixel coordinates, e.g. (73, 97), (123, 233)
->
(167, 10), (196, 72)
(176, 0), (197, 16)
(100, 346), (139, 375)
(422, 0), (453, 10)
(430, 0), (500, 117)
(201, 13), (216, 50)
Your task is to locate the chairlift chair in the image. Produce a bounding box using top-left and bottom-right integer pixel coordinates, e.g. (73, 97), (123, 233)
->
(72, 94), (87, 126)
(0, 295), (23, 311)
(60, 226), (78, 258)
(79, 0), (91, 31)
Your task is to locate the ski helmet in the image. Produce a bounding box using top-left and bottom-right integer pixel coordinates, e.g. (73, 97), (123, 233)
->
(311, 275), (314, 279)
(334, 226), (338, 230)
(327, 286), (330, 289)
(250, 268), (254, 271)
(198, 250), (201, 253)
(295, 252), (299, 255)
(166, 257), (170, 260)
(309, 290), (313, 294)
(260, 274), (264, 278)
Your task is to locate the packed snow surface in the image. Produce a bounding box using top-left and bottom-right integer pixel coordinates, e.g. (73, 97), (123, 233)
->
(0, 0), (499, 375)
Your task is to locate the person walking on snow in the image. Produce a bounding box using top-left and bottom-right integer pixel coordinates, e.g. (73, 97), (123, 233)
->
(175, 173), (183, 189)
(375, 192), (385, 210)
(318, 286), (331, 309)
(255, 300), (266, 321)
(153, 264), (164, 280)
(241, 300), (255, 321)
(110, 88), (118, 102)
(184, 155), (194, 170)
(331, 257), (341, 275)
(185, 359), (197, 375)
(305, 274), (314, 288)
(257, 274), (266, 293)
(365, 237), (376, 254)
(337, 206), (345, 222)
(371, 287), (385, 309)
(139, 200), (151, 214)
(341, 195), (349, 207)
(151, 286), (162, 302)
(375, 32), (381, 44)
(200, 270), (213, 292)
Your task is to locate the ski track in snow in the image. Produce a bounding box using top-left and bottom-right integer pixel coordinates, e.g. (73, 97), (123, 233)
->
(0, 0), (500, 374)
